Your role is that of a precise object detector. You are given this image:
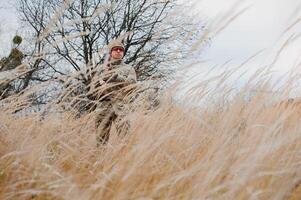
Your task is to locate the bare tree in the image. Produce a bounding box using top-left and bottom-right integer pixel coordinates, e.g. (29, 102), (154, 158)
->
(10, 0), (206, 114)
(16, 0), (204, 81)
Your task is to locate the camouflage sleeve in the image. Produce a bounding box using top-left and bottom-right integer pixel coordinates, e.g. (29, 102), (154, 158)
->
(126, 66), (137, 84)
(111, 65), (137, 84)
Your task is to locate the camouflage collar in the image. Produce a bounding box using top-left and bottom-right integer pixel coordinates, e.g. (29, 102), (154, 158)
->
(110, 59), (122, 65)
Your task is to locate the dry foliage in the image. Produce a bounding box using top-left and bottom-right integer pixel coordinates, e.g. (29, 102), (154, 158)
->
(1, 73), (301, 200)
(1, 1), (301, 199)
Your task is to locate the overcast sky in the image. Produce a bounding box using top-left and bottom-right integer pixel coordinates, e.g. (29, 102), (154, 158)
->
(179, 0), (301, 93)
(199, 0), (301, 67)
(1, 0), (301, 81)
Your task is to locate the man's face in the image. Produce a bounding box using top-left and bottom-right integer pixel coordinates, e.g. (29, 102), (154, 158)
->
(111, 46), (124, 60)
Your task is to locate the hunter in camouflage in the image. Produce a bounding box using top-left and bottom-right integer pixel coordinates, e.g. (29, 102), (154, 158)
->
(94, 40), (137, 146)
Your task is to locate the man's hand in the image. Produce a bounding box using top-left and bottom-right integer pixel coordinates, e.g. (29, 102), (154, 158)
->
(103, 72), (122, 82)
(99, 79), (105, 85)
(102, 71), (114, 82)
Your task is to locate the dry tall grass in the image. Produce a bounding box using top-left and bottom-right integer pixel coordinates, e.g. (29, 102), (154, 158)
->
(1, 71), (301, 200)
(1, 1), (301, 199)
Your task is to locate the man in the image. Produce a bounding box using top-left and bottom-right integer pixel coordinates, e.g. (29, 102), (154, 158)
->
(95, 40), (137, 146)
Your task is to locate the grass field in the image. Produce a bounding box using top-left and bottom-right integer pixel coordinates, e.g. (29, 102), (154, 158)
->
(1, 1), (301, 199)
(1, 71), (301, 200)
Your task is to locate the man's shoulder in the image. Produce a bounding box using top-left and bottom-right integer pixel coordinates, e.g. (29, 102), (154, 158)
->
(120, 61), (132, 67)
(119, 62), (135, 71)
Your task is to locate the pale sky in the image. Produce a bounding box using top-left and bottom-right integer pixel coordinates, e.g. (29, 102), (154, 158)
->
(1, 0), (301, 82)
(177, 0), (301, 95)
(198, 0), (301, 65)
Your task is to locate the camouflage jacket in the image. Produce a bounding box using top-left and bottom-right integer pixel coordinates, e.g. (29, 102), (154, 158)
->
(93, 60), (137, 114)
(102, 60), (137, 85)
